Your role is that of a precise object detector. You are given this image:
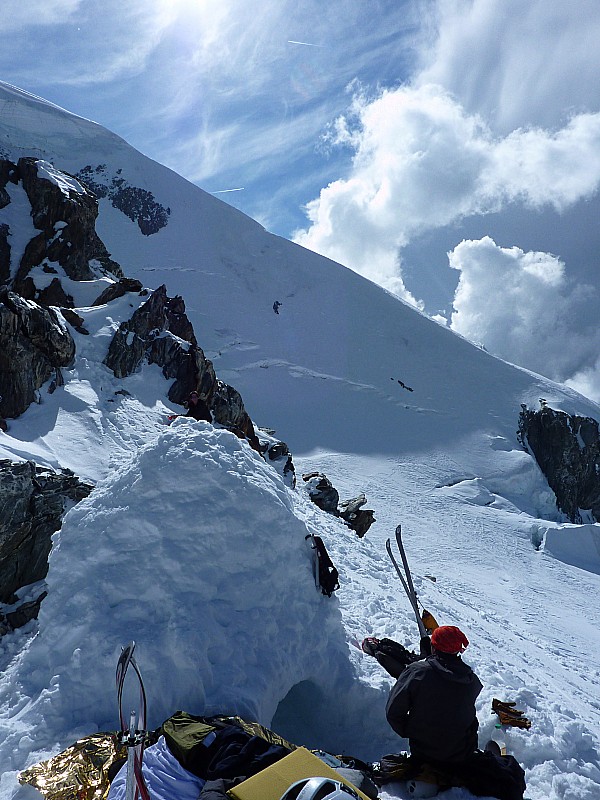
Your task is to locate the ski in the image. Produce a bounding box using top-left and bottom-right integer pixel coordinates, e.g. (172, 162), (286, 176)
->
(395, 526), (420, 612)
(385, 527), (427, 638)
(116, 642), (151, 800)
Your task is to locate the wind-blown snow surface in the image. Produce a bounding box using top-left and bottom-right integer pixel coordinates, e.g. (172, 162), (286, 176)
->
(1, 81), (600, 799)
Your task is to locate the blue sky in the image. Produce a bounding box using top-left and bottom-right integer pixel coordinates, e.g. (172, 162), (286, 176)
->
(3, 0), (600, 400)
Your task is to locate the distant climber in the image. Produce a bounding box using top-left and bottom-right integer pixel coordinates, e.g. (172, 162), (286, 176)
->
(273, 301), (282, 314)
(184, 390), (212, 422)
(363, 626), (526, 799)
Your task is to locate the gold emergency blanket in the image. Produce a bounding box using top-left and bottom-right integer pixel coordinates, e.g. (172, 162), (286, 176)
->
(18, 715), (295, 800)
(18, 732), (125, 800)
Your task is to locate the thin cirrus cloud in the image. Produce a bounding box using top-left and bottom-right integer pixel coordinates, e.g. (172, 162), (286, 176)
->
(0, 0), (82, 32)
(0, 0), (178, 86)
(416, 0), (600, 132)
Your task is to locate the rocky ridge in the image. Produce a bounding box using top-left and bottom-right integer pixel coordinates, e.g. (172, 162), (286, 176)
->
(518, 404), (600, 523)
(0, 287), (76, 420)
(1, 157), (121, 304)
(0, 459), (93, 633)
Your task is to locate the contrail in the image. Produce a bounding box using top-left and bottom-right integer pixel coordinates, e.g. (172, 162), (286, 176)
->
(287, 40), (324, 47)
(211, 188), (245, 194)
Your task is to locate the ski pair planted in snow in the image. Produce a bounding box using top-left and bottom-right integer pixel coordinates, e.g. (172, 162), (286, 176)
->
(116, 641), (151, 800)
(385, 525), (429, 639)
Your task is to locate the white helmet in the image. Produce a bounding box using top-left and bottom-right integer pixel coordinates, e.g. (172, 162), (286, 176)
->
(279, 777), (360, 800)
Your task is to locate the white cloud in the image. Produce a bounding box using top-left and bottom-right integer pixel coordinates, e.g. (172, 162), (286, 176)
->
(293, 84), (600, 299)
(417, 0), (600, 132)
(448, 237), (600, 388)
(485, 114), (600, 210)
(566, 360), (600, 405)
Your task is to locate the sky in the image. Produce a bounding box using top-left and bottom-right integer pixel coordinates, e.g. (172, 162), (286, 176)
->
(2, 0), (600, 400)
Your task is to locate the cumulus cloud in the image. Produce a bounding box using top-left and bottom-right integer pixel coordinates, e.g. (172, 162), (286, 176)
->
(448, 237), (600, 392)
(293, 83), (600, 299)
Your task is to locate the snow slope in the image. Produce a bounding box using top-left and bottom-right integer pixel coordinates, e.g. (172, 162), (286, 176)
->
(1, 81), (600, 799)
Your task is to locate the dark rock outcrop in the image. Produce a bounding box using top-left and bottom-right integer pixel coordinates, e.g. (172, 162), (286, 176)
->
(302, 471), (375, 536)
(37, 277), (74, 307)
(60, 307), (89, 335)
(518, 405), (600, 522)
(0, 159), (13, 209)
(303, 472), (340, 514)
(92, 277), (144, 306)
(0, 288), (76, 418)
(76, 164), (170, 236)
(338, 494), (376, 538)
(0, 157), (121, 303)
(0, 223), (9, 284)
(263, 440), (296, 488)
(104, 285), (261, 451)
(104, 284), (198, 378)
(0, 591), (48, 636)
(0, 459), (93, 630)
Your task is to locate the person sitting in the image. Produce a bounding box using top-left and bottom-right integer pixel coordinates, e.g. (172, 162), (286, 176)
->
(385, 625), (482, 765)
(364, 625), (526, 800)
(184, 390), (212, 422)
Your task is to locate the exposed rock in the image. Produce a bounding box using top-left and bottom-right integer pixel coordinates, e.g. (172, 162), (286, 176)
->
(211, 381), (261, 452)
(76, 164), (170, 236)
(264, 440), (296, 488)
(256, 431), (296, 488)
(0, 591), (48, 636)
(0, 157), (122, 304)
(303, 472), (340, 514)
(0, 459), (93, 611)
(518, 405), (600, 522)
(103, 285), (261, 452)
(0, 223), (9, 284)
(338, 494), (376, 538)
(92, 277), (144, 306)
(0, 158), (16, 209)
(302, 471), (375, 536)
(37, 277), (74, 307)
(59, 307), (89, 335)
(0, 288), (76, 418)
(104, 285), (197, 377)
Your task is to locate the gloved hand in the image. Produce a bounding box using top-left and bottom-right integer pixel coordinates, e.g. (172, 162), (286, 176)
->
(361, 637), (381, 657)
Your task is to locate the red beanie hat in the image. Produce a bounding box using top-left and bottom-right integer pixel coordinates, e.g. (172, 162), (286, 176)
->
(431, 625), (469, 654)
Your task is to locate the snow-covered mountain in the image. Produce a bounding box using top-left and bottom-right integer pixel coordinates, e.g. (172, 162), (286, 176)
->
(1, 81), (600, 800)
